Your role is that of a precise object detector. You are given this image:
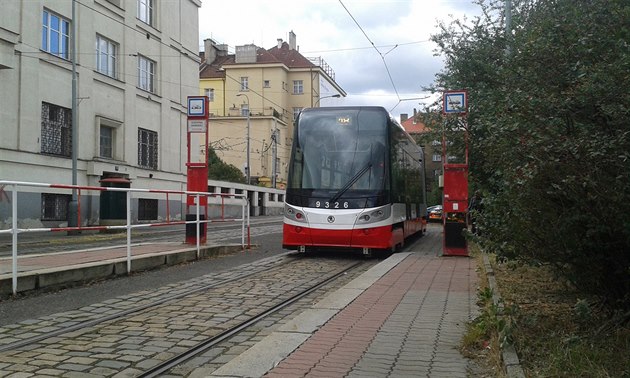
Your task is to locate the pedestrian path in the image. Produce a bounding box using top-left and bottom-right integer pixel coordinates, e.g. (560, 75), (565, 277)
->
(204, 228), (481, 378)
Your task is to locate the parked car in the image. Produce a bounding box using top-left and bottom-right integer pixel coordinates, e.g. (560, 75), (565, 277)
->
(427, 205), (443, 222)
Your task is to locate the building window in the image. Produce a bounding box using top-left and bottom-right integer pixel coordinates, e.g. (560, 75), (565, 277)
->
(293, 80), (303, 94)
(42, 10), (70, 59)
(138, 198), (158, 220)
(138, 128), (158, 169)
(96, 35), (117, 78)
(137, 0), (154, 26)
(264, 80), (270, 88)
(137, 55), (155, 93)
(41, 102), (72, 157)
(100, 126), (114, 158)
(240, 77), (248, 91)
(41, 193), (71, 221)
(204, 88), (215, 102)
(241, 103), (249, 117)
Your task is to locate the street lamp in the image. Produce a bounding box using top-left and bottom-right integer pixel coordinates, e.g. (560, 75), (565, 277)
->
(314, 94), (341, 107)
(236, 93), (250, 185)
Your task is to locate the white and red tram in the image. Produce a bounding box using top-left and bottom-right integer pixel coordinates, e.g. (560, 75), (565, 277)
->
(282, 106), (427, 255)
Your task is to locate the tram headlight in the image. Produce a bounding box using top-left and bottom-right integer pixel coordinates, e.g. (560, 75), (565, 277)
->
(357, 206), (390, 224)
(285, 204), (307, 223)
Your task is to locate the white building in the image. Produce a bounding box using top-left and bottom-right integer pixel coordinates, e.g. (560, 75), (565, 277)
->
(0, 0), (202, 226)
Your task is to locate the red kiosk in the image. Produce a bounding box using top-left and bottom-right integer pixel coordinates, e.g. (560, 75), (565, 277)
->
(186, 96), (209, 245)
(442, 90), (469, 256)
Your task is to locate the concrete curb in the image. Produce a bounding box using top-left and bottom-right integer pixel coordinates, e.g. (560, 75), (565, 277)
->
(482, 253), (526, 378)
(0, 244), (247, 297)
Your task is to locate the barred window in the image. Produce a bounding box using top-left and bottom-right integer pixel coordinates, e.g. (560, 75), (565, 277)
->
(41, 193), (71, 221)
(138, 128), (158, 169)
(138, 198), (158, 220)
(41, 102), (72, 157)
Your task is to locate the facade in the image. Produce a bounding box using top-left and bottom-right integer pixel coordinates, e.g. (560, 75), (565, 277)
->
(199, 31), (346, 188)
(0, 0), (202, 227)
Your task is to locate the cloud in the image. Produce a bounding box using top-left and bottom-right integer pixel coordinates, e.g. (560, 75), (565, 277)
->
(199, 0), (480, 119)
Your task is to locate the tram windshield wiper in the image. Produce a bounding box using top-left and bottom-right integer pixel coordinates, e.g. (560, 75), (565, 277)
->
(329, 162), (372, 204)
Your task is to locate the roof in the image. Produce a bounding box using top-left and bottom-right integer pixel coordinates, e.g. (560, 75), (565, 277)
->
(401, 116), (429, 134)
(199, 41), (316, 79)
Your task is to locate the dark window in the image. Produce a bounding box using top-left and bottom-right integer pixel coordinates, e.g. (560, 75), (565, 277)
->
(100, 126), (113, 158)
(41, 102), (72, 157)
(138, 128), (158, 169)
(138, 198), (158, 220)
(41, 193), (71, 221)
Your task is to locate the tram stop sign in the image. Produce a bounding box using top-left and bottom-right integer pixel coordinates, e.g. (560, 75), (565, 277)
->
(443, 90), (468, 115)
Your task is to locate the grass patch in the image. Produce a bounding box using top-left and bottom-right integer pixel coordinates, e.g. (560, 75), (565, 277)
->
(474, 248), (630, 377)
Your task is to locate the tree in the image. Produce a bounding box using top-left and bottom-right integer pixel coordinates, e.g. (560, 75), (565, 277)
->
(430, 0), (630, 310)
(207, 147), (246, 184)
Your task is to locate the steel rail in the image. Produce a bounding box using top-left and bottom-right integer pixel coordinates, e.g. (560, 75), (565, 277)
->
(138, 261), (364, 378)
(0, 255), (297, 353)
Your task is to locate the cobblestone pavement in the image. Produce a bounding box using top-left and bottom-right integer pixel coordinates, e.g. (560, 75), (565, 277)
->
(0, 253), (376, 377)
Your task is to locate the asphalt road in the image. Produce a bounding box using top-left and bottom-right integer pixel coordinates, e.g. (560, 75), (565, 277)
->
(0, 216), (288, 326)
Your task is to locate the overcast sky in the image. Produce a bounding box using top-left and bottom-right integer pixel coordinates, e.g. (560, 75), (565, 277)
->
(198, 0), (480, 121)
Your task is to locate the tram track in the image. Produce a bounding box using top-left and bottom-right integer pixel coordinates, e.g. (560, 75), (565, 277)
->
(139, 260), (363, 377)
(0, 255), (373, 376)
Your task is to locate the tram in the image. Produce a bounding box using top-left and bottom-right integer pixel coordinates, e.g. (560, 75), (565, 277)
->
(282, 106), (427, 255)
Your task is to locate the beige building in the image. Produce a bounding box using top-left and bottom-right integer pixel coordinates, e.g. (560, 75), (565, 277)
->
(199, 31), (346, 188)
(0, 0), (201, 226)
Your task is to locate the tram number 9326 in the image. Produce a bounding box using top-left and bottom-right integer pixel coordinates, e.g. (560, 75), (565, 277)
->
(314, 201), (349, 209)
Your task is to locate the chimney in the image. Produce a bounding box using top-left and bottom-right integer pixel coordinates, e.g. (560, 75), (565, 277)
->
(400, 113), (408, 122)
(203, 38), (217, 64)
(289, 30), (296, 50)
(217, 44), (228, 56)
(413, 108), (418, 124)
(277, 38), (283, 49)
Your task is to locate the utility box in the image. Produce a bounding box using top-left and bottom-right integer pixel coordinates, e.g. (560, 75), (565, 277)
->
(442, 163), (468, 256)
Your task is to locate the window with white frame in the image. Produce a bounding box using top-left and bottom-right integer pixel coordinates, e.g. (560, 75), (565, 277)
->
(241, 103), (249, 117)
(137, 55), (155, 93)
(137, 0), (154, 26)
(264, 80), (270, 88)
(96, 35), (117, 78)
(240, 77), (249, 91)
(293, 80), (304, 94)
(41, 102), (72, 157)
(138, 128), (158, 169)
(204, 88), (215, 102)
(42, 10), (70, 59)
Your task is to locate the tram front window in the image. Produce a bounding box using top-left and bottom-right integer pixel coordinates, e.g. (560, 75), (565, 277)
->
(287, 108), (390, 208)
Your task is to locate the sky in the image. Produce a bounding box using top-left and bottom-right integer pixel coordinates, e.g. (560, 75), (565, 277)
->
(198, 0), (480, 121)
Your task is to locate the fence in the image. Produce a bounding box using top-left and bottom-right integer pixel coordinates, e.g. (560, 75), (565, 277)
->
(0, 180), (249, 296)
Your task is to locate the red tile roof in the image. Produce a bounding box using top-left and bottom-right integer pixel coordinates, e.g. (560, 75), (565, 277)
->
(401, 116), (428, 134)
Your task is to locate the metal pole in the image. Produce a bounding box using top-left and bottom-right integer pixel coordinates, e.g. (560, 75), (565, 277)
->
(126, 190), (131, 274)
(272, 121), (277, 188)
(505, 0), (512, 55)
(236, 94), (250, 185)
(68, 0), (79, 232)
(11, 184), (18, 295)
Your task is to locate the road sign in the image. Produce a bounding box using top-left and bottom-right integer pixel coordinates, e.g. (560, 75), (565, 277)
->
(187, 119), (207, 133)
(443, 90), (468, 115)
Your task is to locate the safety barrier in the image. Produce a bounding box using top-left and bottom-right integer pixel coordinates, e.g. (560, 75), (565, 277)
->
(0, 180), (249, 296)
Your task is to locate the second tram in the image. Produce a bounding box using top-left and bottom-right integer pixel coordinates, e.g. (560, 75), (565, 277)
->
(282, 106), (427, 255)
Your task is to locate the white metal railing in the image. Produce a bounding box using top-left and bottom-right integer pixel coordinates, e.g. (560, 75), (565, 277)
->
(0, 180), (250, 296)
